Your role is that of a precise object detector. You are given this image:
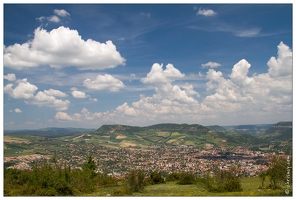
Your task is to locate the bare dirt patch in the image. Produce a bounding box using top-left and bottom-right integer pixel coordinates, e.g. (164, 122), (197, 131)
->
(205, 143), (214, 149)
(116, 135), (127, 139)
(120, 142), (136, 147)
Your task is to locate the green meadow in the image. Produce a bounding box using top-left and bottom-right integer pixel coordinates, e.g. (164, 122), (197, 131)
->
(89, 177), (290, 196)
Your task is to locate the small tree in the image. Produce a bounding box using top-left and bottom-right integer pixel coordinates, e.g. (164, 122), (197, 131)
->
(202, 166), (242, 192)
(266, 155), (287, 189)
(149, 171), (165, 184)
(82, 155), (97, 179)
(259, 171), (267, 188)
(125, 170), (145, 192)
(166, 172), (180, 182)
(83, 155), (97, 171)
(177, 173), (195, 185)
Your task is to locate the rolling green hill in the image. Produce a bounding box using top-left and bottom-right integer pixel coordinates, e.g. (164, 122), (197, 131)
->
(91, 123), (268, 149)
(206, 125), (227, 133)
(257, 121), (292, 154)
(4, 122), (291, 152)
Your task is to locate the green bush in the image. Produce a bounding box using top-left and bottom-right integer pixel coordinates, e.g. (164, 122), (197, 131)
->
(125, 170), (145, 192)
(3, 156), (107, 196)
(177, 173), (195, 185)
(149, 171), (165, 184)
(96, 173), (118, 187)
(166, 172), (180, 182)
(111, 187), (132, 196)
(202, 170), (242, 192)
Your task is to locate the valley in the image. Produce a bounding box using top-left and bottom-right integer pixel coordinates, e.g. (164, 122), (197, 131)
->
(4, 121), (292, 176)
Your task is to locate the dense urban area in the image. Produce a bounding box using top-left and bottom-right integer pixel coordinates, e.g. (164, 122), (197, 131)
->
(4, 145), (272, 178)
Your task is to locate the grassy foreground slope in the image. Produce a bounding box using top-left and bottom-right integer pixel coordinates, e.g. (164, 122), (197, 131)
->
(88, 177), (289, 196)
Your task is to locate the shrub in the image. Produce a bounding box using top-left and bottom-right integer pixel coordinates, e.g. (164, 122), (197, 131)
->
(177, 173), (195, 185)
(125, 170), (145, 192)
(149, 171), (165, 184)
(166, 172), (180, 182)
(202, 170), (242, 192)
(111, 187), (132, 196)
(266, 155), (288, 189)
(4, 156), (102, 196)
(95, 173), (118, 187)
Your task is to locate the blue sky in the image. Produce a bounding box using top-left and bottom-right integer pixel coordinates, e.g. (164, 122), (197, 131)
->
(3, 3), (293, 129)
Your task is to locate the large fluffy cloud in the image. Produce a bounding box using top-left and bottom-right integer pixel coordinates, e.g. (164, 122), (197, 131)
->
(31, 90), (70, 111)
(267, 41), (292, 78)
(141, 63), (185, 84)
(83, 74), (125, 92)
(4, 26), (126, 70)
(4, 78), (70, 111)
(4, 78), (38, 99)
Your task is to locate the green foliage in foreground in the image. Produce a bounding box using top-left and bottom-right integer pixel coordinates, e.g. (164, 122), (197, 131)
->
(4, 156), (117, 196)
(177, 173), (196, 185)
(4, 155), (292, 196)
(148, 171), (165, 184)
(201, 170), (242, 192)
(125, 170), (145, 192)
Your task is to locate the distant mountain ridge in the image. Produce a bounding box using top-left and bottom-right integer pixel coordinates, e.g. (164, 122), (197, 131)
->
(222, 124), (274, 134)
(94, 123), (210, 135)
(4, 121), (292, 153)
(260, 121), (292, 141)
(4, 127), (96, 137)
(206, 125), (227, 133)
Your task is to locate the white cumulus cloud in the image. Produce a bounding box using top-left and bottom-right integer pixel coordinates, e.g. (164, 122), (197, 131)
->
(14, 108), (22, 113)
(141, 63), (185, 84)
(48, 15), (60, 23)
(31, 90), (70, 111)
(4, 73), (16, 82)
(204, 41), (292, 117)
(55, 108), (104, 123)
(4, 78), (70, 111)
(202, 62), (221, 68)
(197, 8), (217, 16)
(4, 78), (38, 99)
(116, 102), (137, 116)
(43, 89), (68, 97)
(4, 26), (126, 70)
(37, 9), (70, 24)
(83, 74), (124, 92)
(54, 9), (70, 17)
(55, 111), (74, 121)
(54, 42), (292, 126)
(71, 90), (88, 99)
(267, 41), (292, 78)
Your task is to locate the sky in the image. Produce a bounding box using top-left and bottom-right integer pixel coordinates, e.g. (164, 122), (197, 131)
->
(2, 3), (293, 129)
